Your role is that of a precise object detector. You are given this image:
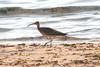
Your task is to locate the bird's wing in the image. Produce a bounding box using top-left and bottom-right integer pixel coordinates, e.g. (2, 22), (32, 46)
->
(39, 27), (66, 35)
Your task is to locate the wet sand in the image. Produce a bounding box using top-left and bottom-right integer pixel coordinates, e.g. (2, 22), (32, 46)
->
(0, 43), (100, 67)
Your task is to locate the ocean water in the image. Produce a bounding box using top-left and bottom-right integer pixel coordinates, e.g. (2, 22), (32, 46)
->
(0, 0), (100, 44)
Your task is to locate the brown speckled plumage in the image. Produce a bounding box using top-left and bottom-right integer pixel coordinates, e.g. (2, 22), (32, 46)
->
(27, 21), (67, 45)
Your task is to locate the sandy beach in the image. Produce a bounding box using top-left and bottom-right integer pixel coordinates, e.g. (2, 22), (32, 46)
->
(0, 43), (99, 67)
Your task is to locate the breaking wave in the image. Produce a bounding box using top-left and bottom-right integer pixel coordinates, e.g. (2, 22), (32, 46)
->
(0, 6), (100, 15)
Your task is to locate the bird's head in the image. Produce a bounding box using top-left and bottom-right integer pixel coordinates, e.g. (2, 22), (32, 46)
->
(27, 21), (39, 27)
(34, 21), (39, 25)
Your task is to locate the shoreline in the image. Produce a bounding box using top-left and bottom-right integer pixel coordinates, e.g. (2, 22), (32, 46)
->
(0, 36), (93, 44)
(0, 43), (99, 67)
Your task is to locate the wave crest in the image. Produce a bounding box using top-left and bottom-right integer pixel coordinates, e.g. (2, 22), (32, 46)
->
(0, 6), (100, 15)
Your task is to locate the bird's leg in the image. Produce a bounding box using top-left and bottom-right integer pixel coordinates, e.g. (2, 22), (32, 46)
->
(50, 38), (53, 47)
(44, 38), (53, 46)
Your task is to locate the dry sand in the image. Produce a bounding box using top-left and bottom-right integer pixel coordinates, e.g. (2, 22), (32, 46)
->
(0, 43), (100, 67)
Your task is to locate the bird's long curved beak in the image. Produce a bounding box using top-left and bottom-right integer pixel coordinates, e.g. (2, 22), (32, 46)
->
(27, 23), (34, 27)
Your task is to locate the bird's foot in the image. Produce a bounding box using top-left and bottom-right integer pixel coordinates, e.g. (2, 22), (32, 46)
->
(44, 39), (53, 47)
(44, 42), (48, 46)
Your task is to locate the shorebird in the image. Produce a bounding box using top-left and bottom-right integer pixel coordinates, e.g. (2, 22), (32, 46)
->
(27, 21), (67, 46)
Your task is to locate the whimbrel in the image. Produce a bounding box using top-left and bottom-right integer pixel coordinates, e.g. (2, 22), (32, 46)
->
(27, 21), (67, 46)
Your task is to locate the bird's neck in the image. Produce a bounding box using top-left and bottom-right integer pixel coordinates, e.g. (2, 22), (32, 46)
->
(37, 24), (40, 29)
